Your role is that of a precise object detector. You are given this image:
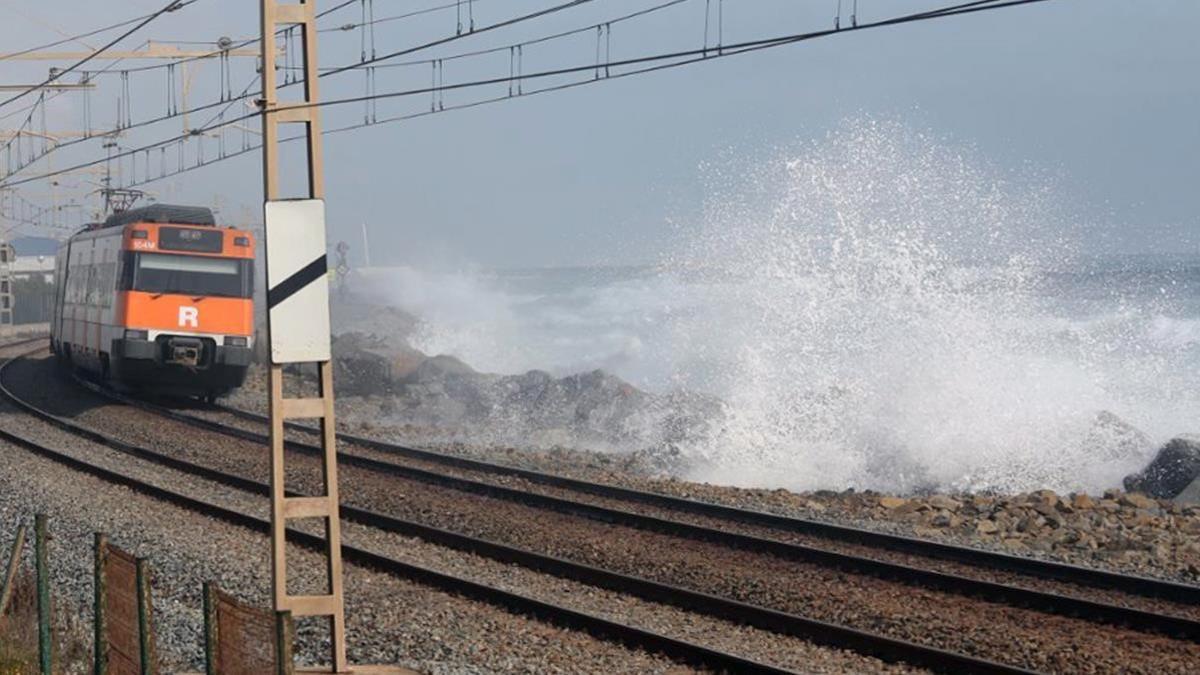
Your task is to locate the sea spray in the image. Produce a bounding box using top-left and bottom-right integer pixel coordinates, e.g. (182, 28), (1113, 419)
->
(353, 118), (1198, 494)
(667, 119), (1186, 494)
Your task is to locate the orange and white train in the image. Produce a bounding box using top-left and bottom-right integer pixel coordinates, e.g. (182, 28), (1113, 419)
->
(50, 204), (256, 400)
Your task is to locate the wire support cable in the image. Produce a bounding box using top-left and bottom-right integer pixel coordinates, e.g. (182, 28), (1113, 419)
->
(14, 0), (1052, 194)
(0, 0), (200, 111)
(0, 0), (570, 182)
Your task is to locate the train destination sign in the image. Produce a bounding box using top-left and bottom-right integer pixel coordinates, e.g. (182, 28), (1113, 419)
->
(158, 226), (224, 253)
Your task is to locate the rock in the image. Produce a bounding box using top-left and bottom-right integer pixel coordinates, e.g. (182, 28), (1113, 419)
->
(1175, 479), (1200, 504)
(1031, 490), (1059, 510)
(1083, 411), (1152, 461)
(879, 497), (908, 510)
(976, 520), (1000, 535)
(1071, 493), (1095, 510)
(930, 512), (958, 528)
(1124, 437), (1200, 499)
(927, 495), (961, 512)
(1120, 493), (1158, 510)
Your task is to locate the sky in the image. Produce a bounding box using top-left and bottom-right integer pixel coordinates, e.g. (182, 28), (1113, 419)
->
(0, 0), (1196, 267)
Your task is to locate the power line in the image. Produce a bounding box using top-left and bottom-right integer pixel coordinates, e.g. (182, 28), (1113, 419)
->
(321, 0), (598, 79)
(0, 0), (599, 182)
(2, 0), (1060, 190)
(0, 7), (185, 62)
(0, 0), (200, 111)
(0, 0), (374, 178)
(318, 0), (487, 34)
(304, 0), (691, 72)
(94, 0), (365, 75)
(4, 0), (1054, 192)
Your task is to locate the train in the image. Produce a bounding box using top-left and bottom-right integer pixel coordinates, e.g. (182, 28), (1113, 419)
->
(50, 204), (256, 400)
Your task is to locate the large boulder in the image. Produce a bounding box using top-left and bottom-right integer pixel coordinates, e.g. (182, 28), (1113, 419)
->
(1123, 436), (1200, 499)
(1084, 411), (1152, 462)
(331, 332), (428, 395)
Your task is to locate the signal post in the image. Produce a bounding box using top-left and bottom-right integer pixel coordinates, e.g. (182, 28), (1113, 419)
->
(257, 1), (348, 671)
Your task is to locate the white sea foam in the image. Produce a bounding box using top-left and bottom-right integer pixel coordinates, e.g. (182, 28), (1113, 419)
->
(356, 119), (1199, 494)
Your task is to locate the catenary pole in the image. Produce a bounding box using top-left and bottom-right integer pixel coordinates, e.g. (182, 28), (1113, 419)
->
(258, 0), (347, 671)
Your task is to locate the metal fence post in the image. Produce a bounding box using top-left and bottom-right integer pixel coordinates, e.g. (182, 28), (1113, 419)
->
(203, 582), (218, 675)
(35, 514), (51, 675)
(94, 532), (109, 675)
(0, 523), (26, 616)
(136, 558), (156, 675)
(275, 610), (294, 675)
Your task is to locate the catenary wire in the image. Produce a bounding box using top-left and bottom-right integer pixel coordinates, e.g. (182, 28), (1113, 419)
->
(0, 0), (202, 111)
(2, 0), (1053, 191)
(0, 0), (591, 181)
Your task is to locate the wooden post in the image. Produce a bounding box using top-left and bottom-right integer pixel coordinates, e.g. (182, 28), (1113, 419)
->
(94, 532), (109, 675)
(136, 558), (156, 675)
(260, 1), (346, 671)
(275, 610), (295, 675)
(0, 524), (26, 616)
(35, 514), (51, 675)
(202, 582), (218, 675)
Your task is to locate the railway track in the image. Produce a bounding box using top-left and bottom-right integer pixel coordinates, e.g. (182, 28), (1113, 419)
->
(0, 341), (1034, 674)
(202, 395), (1200, 605)
(75, 362), (1200, 636)
(7, 345), (1200, 667)
(7, 343), (1200, 672)
(10, 345), (1200, 671)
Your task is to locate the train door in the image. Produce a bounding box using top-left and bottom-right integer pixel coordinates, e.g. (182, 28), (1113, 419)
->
(52, 240), (73, 349)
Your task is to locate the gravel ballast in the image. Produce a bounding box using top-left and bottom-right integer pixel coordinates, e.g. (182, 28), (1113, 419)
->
(0, 350), (916, 674)
(9, 354), (1200, 673)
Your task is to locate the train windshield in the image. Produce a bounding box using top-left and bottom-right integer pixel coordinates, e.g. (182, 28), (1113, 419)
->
(128, 252), (253, 298)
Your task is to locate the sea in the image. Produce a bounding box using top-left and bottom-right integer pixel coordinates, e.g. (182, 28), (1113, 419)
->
(353, 120), (1199, 496)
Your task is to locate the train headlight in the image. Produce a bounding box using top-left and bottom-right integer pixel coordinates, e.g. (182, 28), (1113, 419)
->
(130, 230), (149, 239)
(234, 236), (250, 246)
(124, 329), (149, 341)
(224, 336), (248, 347)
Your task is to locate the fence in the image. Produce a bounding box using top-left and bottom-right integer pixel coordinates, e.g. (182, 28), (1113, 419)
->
(204, 583), (294, 675)
(0, 515), (295, 675)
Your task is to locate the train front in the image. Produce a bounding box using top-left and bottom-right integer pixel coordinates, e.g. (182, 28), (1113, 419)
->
(112, 219), (255, 399)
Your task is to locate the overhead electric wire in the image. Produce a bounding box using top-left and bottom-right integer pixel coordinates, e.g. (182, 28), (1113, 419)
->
(0, 0), (201, 112)
(321, 0), (598, 79)
(0, 0), (1056, 186)
(0, 0), (596, 181)
(298, 0), (691, 72)
(0, 0), (376, 178)
(318, 0), (487, 33)
(0, 42), (150, 173)
(0, 5), (187, 62)
(98, 0), (367, 75)
(4, 0), (1052, 192)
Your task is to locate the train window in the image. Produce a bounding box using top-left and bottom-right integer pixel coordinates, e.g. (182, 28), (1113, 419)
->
(100, 263), (116, 308)
(85, 265), (97, 306)
(129, 252), (253, 298)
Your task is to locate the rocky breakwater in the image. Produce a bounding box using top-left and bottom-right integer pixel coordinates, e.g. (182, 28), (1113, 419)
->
(863, 488), (1200, 578)
(1124, 436), (1200, 501)
(327, 327), (720, 459)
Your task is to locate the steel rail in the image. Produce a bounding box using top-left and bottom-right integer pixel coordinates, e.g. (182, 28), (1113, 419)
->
(39, 354), (1200, 643)
(0, 346), (818, 675)
(0, 346), (1040, 674)
(203, 389), (1200, 605)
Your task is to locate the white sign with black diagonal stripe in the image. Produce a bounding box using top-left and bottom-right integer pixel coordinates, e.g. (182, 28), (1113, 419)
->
(265, 199), (331, 364)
